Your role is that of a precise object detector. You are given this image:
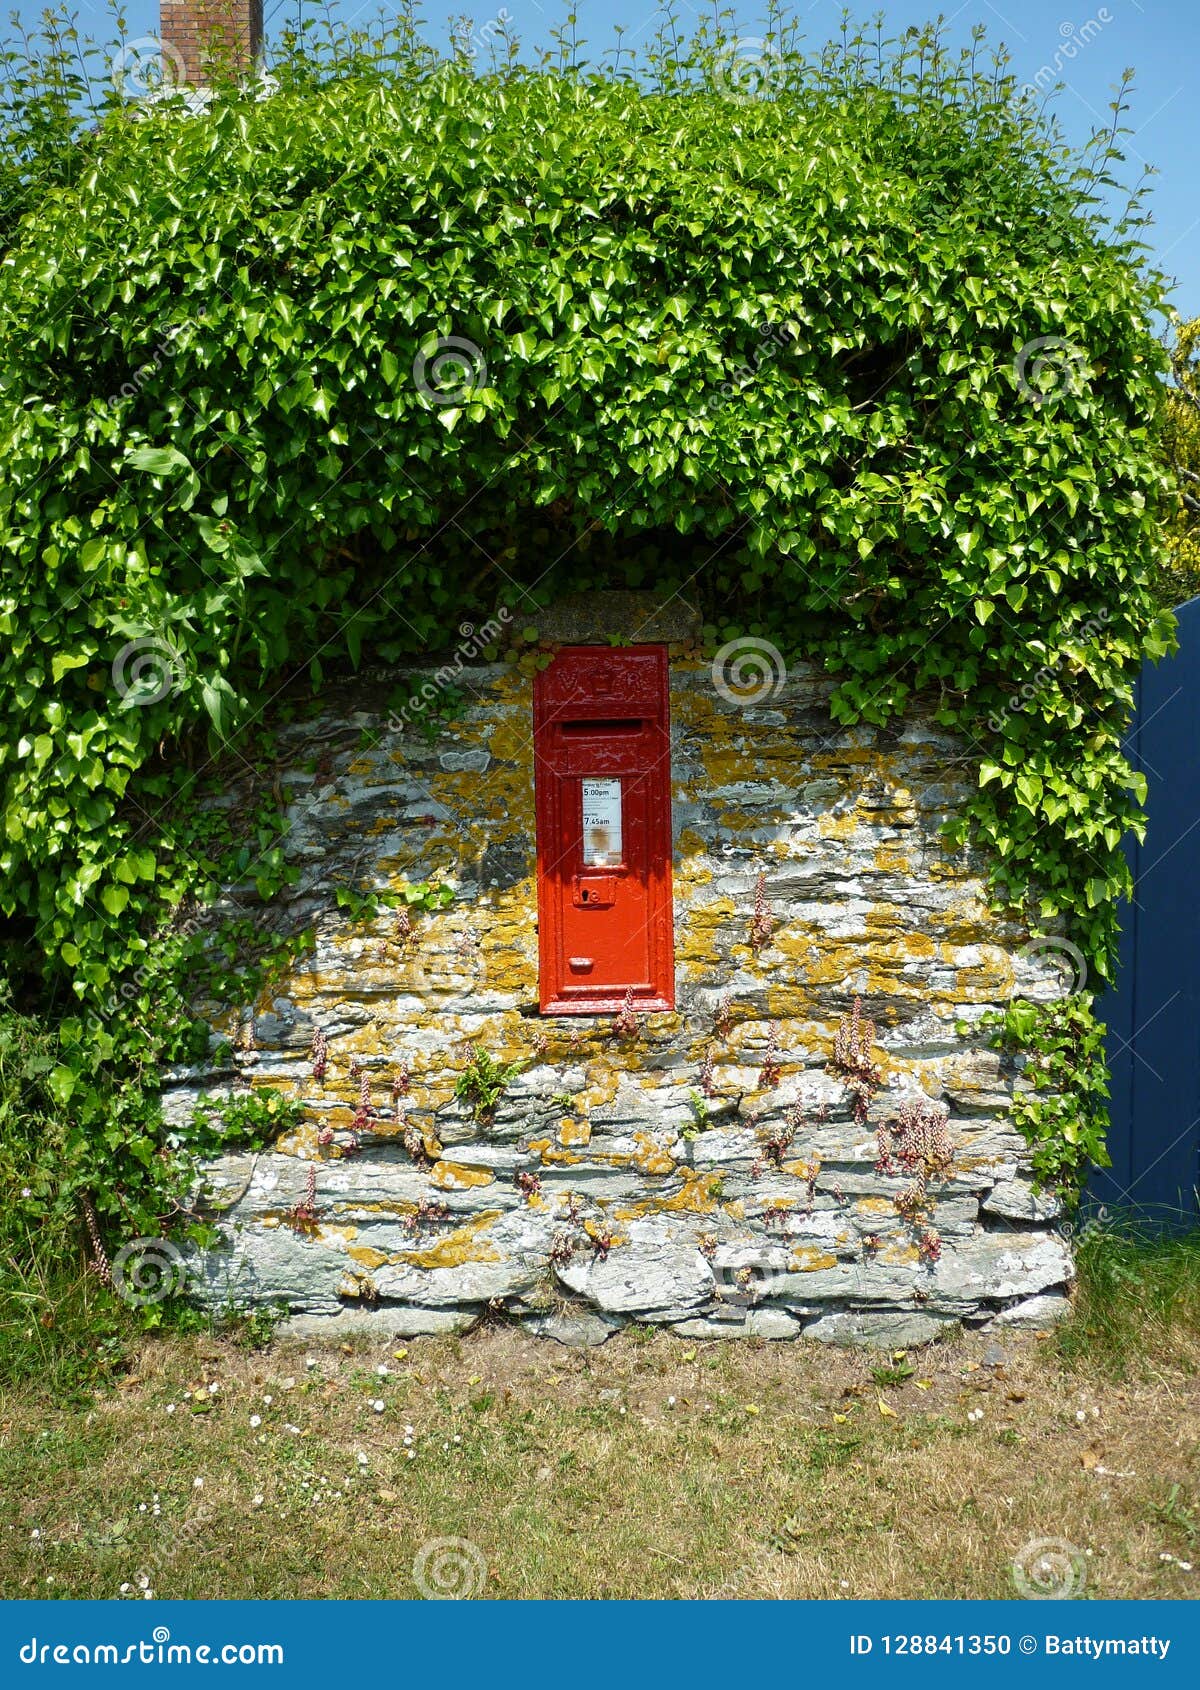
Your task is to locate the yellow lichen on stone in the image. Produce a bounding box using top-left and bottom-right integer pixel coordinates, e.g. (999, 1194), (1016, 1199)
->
(673, 826), (711, 861)
(789, 1247), (839, 1271)
(878, 1241), (921, 1265)
(856, 1196), (895, 1215)
(630, 1132), (676, 1176)
(953, 957), (1014, 1002)
(695, 741), (756, 786)
(429, 1160), (496, 1191)
(582, 1071), (620, 1109)
(399, 1210), (504, 1270)
(316, 1223), (359, 1248)
(481, 714), (533, 764)
(584, 1218), (627, 1249)
(347, 1244), (396, 1270)
(873, 841), (912, 874)
(771, 927), (845, 986)
(558, 1118), (591, 1147)
(817, 809), (858, 841)
(344, 1203), (420, 1216)
(615, 1167), (722, 1220)
(337, 1271), (378, 1300)
(276, 1122), (324, 1158)
(675, 905), (734, 971)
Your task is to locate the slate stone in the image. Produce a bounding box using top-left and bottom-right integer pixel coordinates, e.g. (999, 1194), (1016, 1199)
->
(982, 1178), (1064, 1223)
(162, 653), (1078, 1344)
(803, 1310), (959, 1348)
(990, 1291), (1071, 1328)
(673, 1307), (803, 1341)
(283, 1306), (478, 1337)
(522, 1308), (624, 1347)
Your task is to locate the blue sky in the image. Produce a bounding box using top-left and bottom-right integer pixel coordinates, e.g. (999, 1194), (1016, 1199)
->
(8, 0), (1200, 316)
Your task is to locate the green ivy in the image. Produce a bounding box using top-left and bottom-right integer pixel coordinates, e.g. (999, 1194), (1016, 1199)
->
(0, 768), (304, 1285)
(981, 997), (1113, 1198)
(333, 880), (455, 923)
(385, 680), (474, 742)
(185, 1088), (307, 1159)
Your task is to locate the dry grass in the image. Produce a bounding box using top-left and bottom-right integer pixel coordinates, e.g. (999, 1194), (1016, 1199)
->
(2, 1316), (1199, 1601)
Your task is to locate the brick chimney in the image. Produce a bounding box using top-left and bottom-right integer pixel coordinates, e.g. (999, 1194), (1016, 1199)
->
(160, 0), (263, 86)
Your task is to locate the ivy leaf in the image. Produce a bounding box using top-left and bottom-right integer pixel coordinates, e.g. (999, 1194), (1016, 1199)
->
(51, 651), (91, 682)
(127, 446), (191, 475)
(200, 677), (237, 736)
(48, 1065), (78, 1106)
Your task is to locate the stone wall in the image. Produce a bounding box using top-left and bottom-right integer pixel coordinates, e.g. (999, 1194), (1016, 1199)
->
(168, 607), (1072, 1347)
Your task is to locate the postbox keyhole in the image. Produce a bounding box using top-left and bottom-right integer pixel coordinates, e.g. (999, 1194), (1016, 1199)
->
(582, 888), (590, 903)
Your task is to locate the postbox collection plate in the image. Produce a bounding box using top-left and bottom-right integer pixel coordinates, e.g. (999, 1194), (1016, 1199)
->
(533, 645), (675, 1015)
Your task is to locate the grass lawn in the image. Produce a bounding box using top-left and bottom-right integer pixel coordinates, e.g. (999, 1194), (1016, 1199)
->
(3, 1247), (1200, 1602)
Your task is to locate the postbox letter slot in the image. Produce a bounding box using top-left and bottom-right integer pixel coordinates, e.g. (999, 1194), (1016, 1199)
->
(560, 718), (644, 736)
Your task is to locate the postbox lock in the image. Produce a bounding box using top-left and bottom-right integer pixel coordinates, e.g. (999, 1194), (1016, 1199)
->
(533, 644), (675, 1016)
(573, 874), (617, 909)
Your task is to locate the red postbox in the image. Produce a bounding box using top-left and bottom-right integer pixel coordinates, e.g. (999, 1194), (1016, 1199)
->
(533, 645), (675, 1015)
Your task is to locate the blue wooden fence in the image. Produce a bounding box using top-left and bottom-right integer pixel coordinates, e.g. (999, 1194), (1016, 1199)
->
(1091, 594), (1200, 1227)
